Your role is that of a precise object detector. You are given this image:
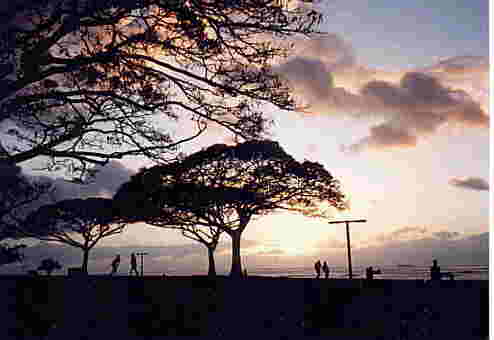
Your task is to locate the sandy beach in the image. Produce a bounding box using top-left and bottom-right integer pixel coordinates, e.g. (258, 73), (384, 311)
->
(1, 276), (488, 339)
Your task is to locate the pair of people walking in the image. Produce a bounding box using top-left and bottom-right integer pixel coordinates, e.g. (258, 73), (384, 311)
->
(314, 260), (330, 279)
(109, 253), (139, 276)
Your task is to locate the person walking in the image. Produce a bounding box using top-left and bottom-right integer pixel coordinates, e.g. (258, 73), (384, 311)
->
(314, 260), (321, 279)
(430, 259), (441, 281)
(109, 254), (120, 276)
(322, 261), (330, 279)
(129, 253), (139, 276)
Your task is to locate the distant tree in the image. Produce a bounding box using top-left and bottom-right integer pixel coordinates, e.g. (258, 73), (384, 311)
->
(37, 258), (62, 275)
(22, 197), (126, 273)
(114, 140), (347, 277)
(2, 0), (323, 181)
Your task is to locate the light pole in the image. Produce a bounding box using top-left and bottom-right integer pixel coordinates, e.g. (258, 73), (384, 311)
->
(135, 252), (148, 277)
(328, 219), (366, 279)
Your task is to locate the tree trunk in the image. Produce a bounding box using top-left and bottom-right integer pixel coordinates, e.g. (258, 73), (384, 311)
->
(229, 230), (242, 278)
(81, 248), (89, 274)
(207, 246), (216, 278)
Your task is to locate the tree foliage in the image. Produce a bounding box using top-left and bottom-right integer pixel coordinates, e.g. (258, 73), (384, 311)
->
(0, 243), (26, 266)
(114, 140), (346, 276)
(2, 0), (323, 180)
(23, 197), (126, 272)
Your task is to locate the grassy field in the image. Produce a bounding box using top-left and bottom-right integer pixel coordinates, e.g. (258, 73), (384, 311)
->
(1, 275), (488, 339)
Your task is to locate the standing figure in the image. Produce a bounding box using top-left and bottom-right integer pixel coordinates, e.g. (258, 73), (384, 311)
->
(430, 259), (441, 281)
(129, 253), (139, 276)
(322, 261), (330, 279)
(314, 260), (321, 278)
(366, 266), (373, 280)
(110, 254), (120, 276)
(365, 266), (382, 280)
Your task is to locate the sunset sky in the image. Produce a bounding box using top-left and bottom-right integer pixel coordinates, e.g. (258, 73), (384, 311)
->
(5, 0), (489, 275)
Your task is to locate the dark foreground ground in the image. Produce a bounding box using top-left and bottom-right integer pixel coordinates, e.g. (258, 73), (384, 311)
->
(0, 275), (488, 339)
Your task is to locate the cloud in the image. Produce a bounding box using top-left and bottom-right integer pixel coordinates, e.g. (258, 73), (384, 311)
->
(255, 249), (286, 256)
(0, 160), (135, 223)
(432, 231), (460, 240)
(375, 226), (428, 242)
(35, 160), (135, 202)
(315, 227), (488, 266)
(275, 34), (489, 153)
(316, 238), (346, 249)
(449, 177), (489, 191)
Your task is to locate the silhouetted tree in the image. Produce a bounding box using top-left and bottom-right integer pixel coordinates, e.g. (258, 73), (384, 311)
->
(23, 197), (126, 273)
(2, 0), (323, 181)
(0, 244), (26, 266)
(115, 140), (346, 277)
(37, 258), (62, 275)
(115, 180), (231, 277)
(179, 224), (223, 278)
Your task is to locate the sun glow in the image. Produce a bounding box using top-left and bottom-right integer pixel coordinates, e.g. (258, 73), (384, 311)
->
(247, 213), (332, 256)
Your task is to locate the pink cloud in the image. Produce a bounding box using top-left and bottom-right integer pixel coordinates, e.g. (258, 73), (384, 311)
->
(274, 34), (489, 153)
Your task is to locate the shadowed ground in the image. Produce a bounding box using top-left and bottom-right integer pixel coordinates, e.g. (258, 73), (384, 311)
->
(0, 276), (488, 339)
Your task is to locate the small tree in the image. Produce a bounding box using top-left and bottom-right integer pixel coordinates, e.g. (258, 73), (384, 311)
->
(37, 258), (62, 276)
(23, 197), (126, 273)
(115, 140), (346, 277)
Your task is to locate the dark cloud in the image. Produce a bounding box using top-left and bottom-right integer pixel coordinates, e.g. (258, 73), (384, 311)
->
(449, 177), (489, 191)
(0, 160), (135, 225)
(275, 34), (489, 153)
(33, 160), (135, 202)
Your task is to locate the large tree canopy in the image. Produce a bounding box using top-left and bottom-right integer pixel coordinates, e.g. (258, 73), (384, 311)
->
(1, 0), (323, 180)
(114, 140), (346, 277)
(23, 197), (126, 273)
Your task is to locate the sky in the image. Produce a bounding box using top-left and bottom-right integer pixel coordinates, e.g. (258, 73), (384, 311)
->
(2, 0), (490, 275)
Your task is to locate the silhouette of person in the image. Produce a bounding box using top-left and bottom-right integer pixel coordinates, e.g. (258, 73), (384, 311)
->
(430, 259), (441, 281)
(366, 266), (373, 280)
(366, 266), (381, 280)
(322, 261), (329, 279)
(110, 254), (120, 276)
(314, 260), (321, 278)
(129, 253), (139, 276)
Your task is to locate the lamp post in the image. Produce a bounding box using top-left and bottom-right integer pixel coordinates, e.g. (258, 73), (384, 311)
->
(135, 252), (148, 277)
(328, 219), (366, 279)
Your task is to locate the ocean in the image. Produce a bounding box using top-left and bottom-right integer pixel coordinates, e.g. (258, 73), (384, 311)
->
(239, 264), (489, 280)
(1, 263), (488, 280)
